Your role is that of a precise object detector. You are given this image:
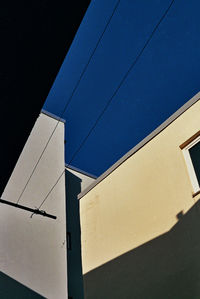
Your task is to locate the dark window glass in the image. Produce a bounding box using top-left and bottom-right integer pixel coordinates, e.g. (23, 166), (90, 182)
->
(189, 141), (200, 186)
(67, 232), (72, 250)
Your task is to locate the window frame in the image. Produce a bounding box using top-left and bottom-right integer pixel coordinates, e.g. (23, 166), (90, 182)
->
(182, 135), (200, 193)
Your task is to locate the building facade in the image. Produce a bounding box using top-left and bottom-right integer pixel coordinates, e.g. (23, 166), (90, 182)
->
(1, 92), (200, 298)
(0, 110), (96, 299)
(1, 111), (67, 298)
(78, 92), (200, 299)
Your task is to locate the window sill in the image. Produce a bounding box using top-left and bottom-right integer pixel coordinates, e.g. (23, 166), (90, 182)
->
(192, 189), (200, 198)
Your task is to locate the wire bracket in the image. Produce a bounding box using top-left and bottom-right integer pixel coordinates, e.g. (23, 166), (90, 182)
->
(0, 198), (56, 220)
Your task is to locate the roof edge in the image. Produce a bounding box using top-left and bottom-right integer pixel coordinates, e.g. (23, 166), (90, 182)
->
(78, 91), (200, 200)
(41, 109), (66, 123)
(65, 164), (97, 179)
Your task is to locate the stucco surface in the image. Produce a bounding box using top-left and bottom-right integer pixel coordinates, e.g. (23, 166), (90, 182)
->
(80, 99), (200, 275)
(1, 113), (67, 299)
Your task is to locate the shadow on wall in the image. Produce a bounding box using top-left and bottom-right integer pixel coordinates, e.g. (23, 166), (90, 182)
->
(0, 271), (44, 298)
(65, 170), (84, 299)
(83, 198), (200, 299)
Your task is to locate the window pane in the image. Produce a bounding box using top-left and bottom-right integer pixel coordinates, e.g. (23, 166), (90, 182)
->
(189, 141), (200, 186)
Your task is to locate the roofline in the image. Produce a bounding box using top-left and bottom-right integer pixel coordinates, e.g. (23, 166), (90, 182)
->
(65, 164), (97, 179)
(41, 109), (66, 123)
(78, 91), (200, 200)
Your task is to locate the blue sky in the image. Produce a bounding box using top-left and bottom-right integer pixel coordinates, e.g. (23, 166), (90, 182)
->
(43, 0), (200, 176)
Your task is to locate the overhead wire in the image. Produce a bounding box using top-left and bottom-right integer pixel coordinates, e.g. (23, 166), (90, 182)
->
(67, 0), (176, 166)
(16, 0), (121, 205)
(37, 0), (175, 210)
(37, 170), (65, 210)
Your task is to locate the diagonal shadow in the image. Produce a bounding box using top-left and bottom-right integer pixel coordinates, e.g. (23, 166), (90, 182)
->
(0, 271), (44, 298)
(65, 170), (84, 299)
(83, 199), (200, 299)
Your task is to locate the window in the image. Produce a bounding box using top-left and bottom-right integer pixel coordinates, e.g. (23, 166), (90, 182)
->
(182, 134), (200, 194)
(67, 232), (72, 250)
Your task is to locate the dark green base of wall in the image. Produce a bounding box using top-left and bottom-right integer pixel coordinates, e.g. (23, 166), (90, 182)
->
(0, 272), (44, 299)
(84, 199), (200, 299)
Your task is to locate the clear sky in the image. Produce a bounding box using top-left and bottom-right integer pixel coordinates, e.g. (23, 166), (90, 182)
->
(43, 0), (200, 176)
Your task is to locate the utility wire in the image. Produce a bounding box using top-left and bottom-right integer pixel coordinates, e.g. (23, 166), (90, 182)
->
(16, 0), (121, 204)
(38, 0), (175, 209)
(67, 0), (175, 167)
(37, 170), (65, 209)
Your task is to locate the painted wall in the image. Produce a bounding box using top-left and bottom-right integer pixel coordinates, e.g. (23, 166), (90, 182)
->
(80, 99), (200, 298)
(65, 167), (95, 299)
(1, 113), (67, 299)
(66, 167), (95, 192)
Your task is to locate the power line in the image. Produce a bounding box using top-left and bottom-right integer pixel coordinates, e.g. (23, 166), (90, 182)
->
(16, 0), (121, 204)
(37, 170), (65, 210)
(37, 0), (175, 209)
(66, 0), (176, 169)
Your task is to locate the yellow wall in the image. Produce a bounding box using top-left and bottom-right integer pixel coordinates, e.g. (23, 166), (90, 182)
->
(80, 99), (200, 298)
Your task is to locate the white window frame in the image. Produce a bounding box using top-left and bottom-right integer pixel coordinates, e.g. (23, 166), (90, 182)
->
(182, 135), (200, 193)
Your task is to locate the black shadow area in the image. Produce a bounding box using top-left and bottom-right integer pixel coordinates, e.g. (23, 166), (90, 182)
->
(0, 271), (44, 298)
(84, 199), (200, 299)
(65, 170), (84, 299)
(1, 0), (91, 196)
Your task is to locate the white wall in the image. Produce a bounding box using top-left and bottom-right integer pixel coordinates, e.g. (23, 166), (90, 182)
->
(1, 113), (67, 299)
(66, 167), (95, 192)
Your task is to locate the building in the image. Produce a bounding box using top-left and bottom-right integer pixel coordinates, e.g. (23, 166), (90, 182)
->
(65, 164), (96, 299)
(0, 111), (95, 298)
(1, 91), (200, 298)
(0, 111), (67, 298)
(1, 1), (91, 198)
(78, 91), (200, 298)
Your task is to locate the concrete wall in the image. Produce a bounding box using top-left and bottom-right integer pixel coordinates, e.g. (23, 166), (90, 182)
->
(66, 167), (95, 192)
(1, 113), (67, 299)
(80, 99), (200, 298)
(65, 167), (95, 299)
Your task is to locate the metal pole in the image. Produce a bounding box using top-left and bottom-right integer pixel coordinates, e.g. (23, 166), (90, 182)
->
(0, 198), (57, 219)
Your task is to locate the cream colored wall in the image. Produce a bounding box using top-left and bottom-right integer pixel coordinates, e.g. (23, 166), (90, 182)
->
(80, 99), (200, 275)
(1, 113), (67, 299)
